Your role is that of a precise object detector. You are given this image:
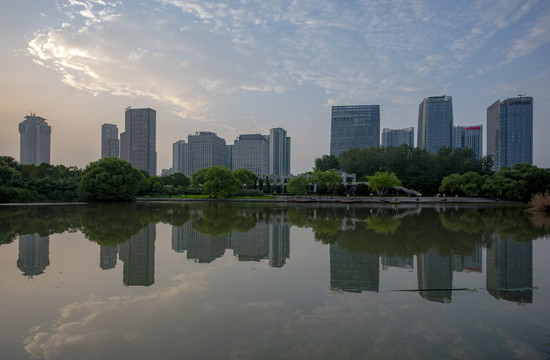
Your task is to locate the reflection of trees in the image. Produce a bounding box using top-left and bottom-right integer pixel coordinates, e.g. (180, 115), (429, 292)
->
(191, 203), (258, 236)
(285, 205), (549, 258)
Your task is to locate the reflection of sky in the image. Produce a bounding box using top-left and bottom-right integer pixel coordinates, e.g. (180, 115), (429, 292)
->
(0, 224), (549, 359)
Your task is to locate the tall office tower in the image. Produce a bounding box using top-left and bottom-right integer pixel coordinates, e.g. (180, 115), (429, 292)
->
(269, 128), (291, 177)
(231, 222), (270, 262)
(120, 107), (157, 175)
(17, 233), (50, 277)
(487, 96), (533, 171)
(101, 123), (119, 159)
(226, 144), (233, 171)
(118, 224), (156, 286)
(417, 249), (453, 303)
(417, 96), (453, 153)
(486, 234), (532, 303)
(382, 127), (414, 148)
(452, 243), (482, 273)
(233, 134), (270, 176)
(18, 113), (51, 165)
(268, 217), (290, 268)
(172, 140), (188, 175)
(453, 125), (483, 159)
(330, 105), (380, 156)
(187, 131), (227, 175)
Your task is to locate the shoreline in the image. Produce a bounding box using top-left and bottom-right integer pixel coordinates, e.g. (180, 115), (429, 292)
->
(136, 195), (522, 205)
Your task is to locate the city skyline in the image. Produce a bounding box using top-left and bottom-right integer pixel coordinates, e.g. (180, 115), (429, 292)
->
(1, 1), (550, 173)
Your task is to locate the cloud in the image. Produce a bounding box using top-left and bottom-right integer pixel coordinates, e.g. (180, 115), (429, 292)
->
(26, 0), (541, 125)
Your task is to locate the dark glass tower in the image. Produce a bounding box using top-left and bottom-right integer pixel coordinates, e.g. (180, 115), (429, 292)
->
(120, 107), (157, 176)
(417, 96), (453, 154)
(330, 105), (380, 157)
(487, 96), (533, 171)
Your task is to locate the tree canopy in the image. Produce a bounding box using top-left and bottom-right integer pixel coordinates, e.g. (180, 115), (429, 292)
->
(203, 166), (240, 198)
(79, 158), (145, 201)
(286, 175), (309, 195)
(367, 171), (401, 196)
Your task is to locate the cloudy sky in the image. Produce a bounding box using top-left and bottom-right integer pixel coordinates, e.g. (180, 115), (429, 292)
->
(1, 0), (549, 174)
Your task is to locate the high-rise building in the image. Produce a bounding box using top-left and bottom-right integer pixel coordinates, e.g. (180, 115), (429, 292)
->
(120, 107), (157, 175)
(226, 144), (233, 171)
(330, 105), (380, 156)
(187, 131), (226, 175)
(172, 140), (188, 176)
(417, 249), (452, 303)
(18, 113), (51, 165)
(452, 125), (483, 159)
(233, 134), (270, 176)
(269, 128), (291, 177)
(101, 123), (119, 159)
(382, 127), (414, 148)
(417, 96), (453, 153)
(487, 96), (533, 171)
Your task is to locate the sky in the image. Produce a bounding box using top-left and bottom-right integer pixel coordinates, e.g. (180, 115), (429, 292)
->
(1, 0), (549, 174)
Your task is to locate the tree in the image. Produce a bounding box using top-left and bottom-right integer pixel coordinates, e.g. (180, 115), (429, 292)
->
(314, 154), (340, 171)
(203, 166), (240, 198)
(367, 171), (401, 196)
(286, 175), (309, 195)
(233, 168), (257, 189)
(191, 168), (209, 187)
(79, 158), (145, 201)
(311, 169), (341, 195)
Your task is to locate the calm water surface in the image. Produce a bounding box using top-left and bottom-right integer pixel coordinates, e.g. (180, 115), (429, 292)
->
(1, 202), (549, 360)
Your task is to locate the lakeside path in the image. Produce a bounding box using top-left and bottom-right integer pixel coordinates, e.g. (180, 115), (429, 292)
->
(137, 195), (522, 205)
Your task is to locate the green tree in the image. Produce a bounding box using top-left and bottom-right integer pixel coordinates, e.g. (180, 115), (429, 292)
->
(286, 175), (309, 195)
(367, 171), (401, 196)
(311, 169), (341, 195)
(314, 154), (340, 171)
(79, 158), (145, 201)
(233, 168), (258, 189)
(203, 166), (240, 198)
(191, 168), (209, 187)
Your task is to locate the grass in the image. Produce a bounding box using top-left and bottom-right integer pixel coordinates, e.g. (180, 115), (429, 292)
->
(528, 192), (550, 213)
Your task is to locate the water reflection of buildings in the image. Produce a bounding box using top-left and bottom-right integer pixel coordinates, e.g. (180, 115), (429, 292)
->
(17, 233), (50, 277)
(119, 224), (156, 286)
(100, 245), (118, 270)
(417, 249), (453, 303)
(382, 255), (413, 270)
(486, 234), (533, 303)
(330, 244), (379, 293)
(171, 218), (290, 267)
(452, 244), (482, 273)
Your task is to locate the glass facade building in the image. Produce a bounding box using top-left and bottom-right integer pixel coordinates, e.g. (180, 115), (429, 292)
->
(330, 105), (380, 156)
(172, 140), (188, 176)
(452, 125), (483, 160)
(120, 107), (157, 176)
(19, 113), (51, 165)
(382, 127), (414, 148)
(269, 128), (291, 177)
(233, 134), (270, 176)
(487, 97), (533, 171)
(417, 96), (453, 154)
(187, 131), (226, 175)
(101, 124), (119, 159)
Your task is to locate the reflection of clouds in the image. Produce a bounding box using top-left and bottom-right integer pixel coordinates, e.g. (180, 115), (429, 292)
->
(24, 272), (207, 359)
(24, 276), (540, 359)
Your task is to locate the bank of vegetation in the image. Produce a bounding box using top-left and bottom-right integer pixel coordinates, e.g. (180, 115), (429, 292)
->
(1, 144), (549, 203)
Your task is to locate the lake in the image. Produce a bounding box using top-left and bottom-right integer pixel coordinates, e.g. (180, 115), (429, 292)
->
(1, 202), (549, 360)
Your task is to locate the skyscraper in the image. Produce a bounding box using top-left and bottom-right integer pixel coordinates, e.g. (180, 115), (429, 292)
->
(452, 125), (483, 159)
(120, 107), (157, 175)
(269, 128), (291, 177)
(417, 96), (453, 153)
(233, 134), (270, 176)
(187, 131), (226, 175)
(487, 96), (533, 171)
(101, 123), (119, 159)
(17, 233), (50, 278)
(18, 113), (51, 165)
(172, 140), (188, 175)
(330, 105), (380, 156)
(382, 127), (414, 148)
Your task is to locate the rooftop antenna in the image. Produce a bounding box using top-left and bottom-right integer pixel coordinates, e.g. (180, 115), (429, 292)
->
(518, 93), (526, 97)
